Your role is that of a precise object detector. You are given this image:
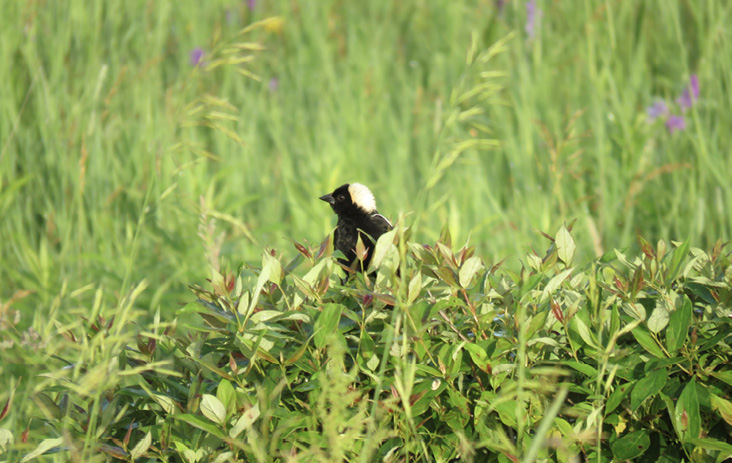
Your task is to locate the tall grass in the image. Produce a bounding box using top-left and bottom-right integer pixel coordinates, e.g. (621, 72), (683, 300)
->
(2, 1), (731, 318)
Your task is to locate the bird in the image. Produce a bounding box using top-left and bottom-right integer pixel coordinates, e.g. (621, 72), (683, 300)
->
(319, 183), (393, 274)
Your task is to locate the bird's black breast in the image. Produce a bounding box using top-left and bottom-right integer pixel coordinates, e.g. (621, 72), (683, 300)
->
(333, 217), (359, 263)
(333, 212), (392, 272)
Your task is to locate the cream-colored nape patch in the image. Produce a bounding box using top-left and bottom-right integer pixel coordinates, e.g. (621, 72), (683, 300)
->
(348, 183), (377, 213)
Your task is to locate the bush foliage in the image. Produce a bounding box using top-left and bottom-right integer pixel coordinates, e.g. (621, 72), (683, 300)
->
(5, 226), (732, 462)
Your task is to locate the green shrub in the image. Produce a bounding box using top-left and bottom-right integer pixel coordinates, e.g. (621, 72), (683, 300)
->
(6, 226), (732, 462)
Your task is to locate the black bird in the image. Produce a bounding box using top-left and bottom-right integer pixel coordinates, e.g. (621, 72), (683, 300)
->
(320, 183), (393, 273)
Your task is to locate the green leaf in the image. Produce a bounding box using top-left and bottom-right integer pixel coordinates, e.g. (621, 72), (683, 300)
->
(711, 394), (732, 426)
(623, 301), (646, 321)
(562, 360), (598, 378)
(249, 310), (285, 324)
(216, 379), (235, 414)
(371, 229), (396, 269)
(464, 343), (489, 372)
(570, 315), (599, 349)
(605, 381), (634, 415)
(20, 437), (64, 462)
(711, 371), (732, 387)
(172, 414), (227, 440)
(173, 441), (204, 463)
(284, 338), (311, 366)
(0, 428), (12, 452)
(686, 438), (732, 463)
(610, 430), (650, 460)
(266, 254), (283, 285)
(631, 324), (665, 358)
(675, 378), (701, 441)
(314, 303), (342, 349)
(666, 239), (690, 284)
(647, 303), (669, 333)
(150, 393), (177, 414)
(130, 431), (152, 460)
(407, 271), (423, 304)
(32, 393), (62, 421)
(459, 256), (483, 288)
(494, 400), (518, 428)
(247, 254), (274, 315)
(200, 394), (227, 426)
(229, 403), (260, 439)
(666, 296), (691, 354)
(518, 273), (544, 299)
(541, 268), (573, 302)
(555, 225), (576, 266)
(630, 368), (668, 411)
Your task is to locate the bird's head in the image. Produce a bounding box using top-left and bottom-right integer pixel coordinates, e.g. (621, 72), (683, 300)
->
(319, 183), (377, 216)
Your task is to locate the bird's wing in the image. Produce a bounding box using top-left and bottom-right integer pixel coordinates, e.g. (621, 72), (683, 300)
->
(370, 212), (393, 232)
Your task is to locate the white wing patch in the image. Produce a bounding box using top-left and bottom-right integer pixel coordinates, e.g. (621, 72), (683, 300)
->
(348, 183), (377, 213)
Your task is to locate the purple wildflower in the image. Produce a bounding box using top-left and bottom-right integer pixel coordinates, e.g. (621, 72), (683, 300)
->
(525, 0), (542, 39)
(247, 0), (256, 11)
(676, 74), (699, 111)
(190, 48), (205, 67)
(268, 77), (279, 92)
(666, 114), (686, 133)
(646, 100), (669, 122)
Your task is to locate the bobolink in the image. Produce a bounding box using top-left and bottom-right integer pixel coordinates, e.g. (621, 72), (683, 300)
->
(320, 183), (393, 273)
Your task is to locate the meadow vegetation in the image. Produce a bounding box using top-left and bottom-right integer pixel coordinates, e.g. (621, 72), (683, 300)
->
(1, 1), (731, 461)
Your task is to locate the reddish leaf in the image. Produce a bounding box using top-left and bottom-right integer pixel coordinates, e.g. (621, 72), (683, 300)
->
(637, 235), (655, 258)
(537, 229), (555, 243)
(293, 241), (311, 259)
(316, 236), (329, 259)
(378, 400), (395, 413)
(124, 420), (134, 447)
(614, 275), (626, 292)
(100, 444), (128, 460)
(681, 409), (688, 431)
(551, 299), (564, 323)
(229, 353), (238, 374)
(409, 391), (427, 406)
(710, 239), (728, 263)
(61, 330), (77, 343)
(631, 268), (644, 295)
(137, 336), (149, 356)
(160, 426), (168, 451)
(164, 322), (175, 336)
(373, 293), (396, 306)
(0, 397), (10, 421)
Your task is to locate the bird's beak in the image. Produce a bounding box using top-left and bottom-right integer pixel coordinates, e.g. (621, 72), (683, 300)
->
(319, 194), (335, 205)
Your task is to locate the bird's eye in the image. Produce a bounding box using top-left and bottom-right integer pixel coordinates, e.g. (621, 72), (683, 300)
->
(338, 195), (346, 201)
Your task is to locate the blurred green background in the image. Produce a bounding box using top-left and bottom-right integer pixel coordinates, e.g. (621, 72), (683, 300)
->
(1, 0), (730, 323)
